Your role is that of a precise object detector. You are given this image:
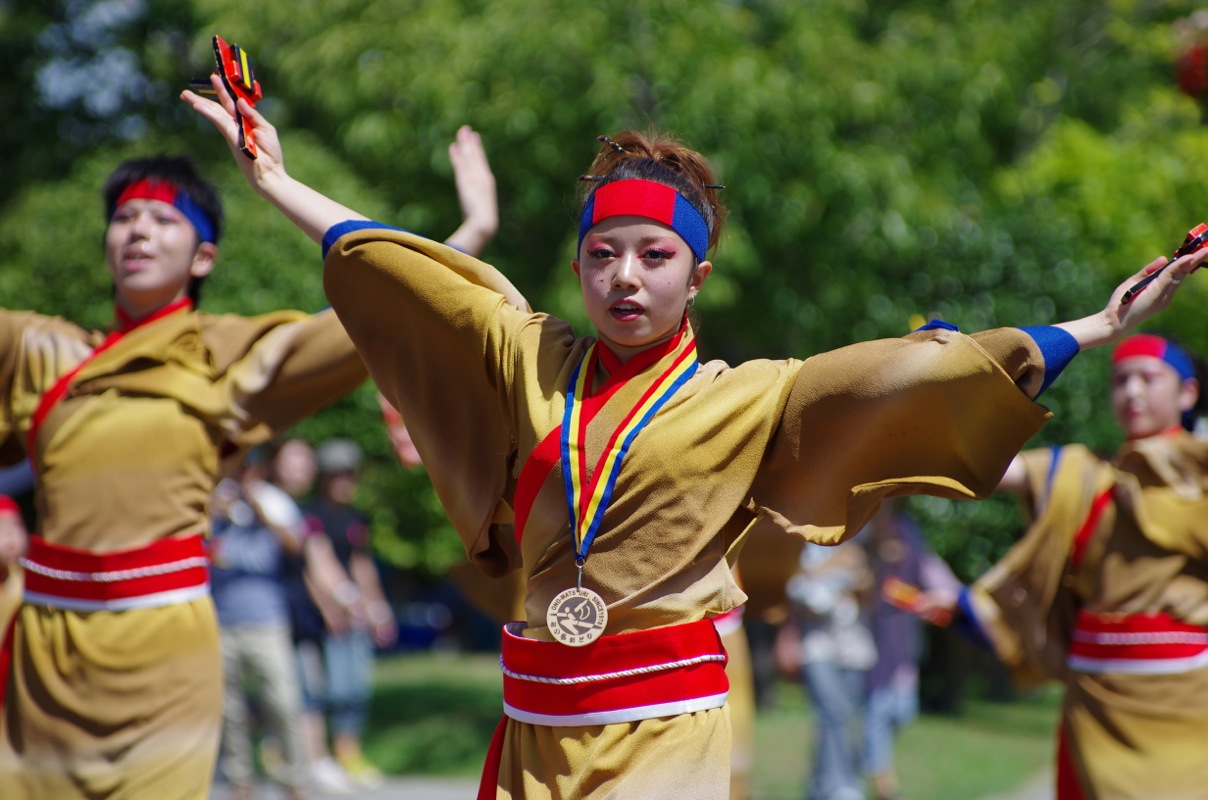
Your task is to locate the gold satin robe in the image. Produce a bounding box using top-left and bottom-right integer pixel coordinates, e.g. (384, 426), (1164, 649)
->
(322, 228), (1054, 799)
(967, 435), (1208, 800)
(0, 305), (366, 799)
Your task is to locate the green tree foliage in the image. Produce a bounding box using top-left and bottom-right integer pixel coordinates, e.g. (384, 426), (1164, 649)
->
(2, 0), (1206, 581)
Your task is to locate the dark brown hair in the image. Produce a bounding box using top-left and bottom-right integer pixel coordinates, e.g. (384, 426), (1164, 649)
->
(580, 130), (727, 255)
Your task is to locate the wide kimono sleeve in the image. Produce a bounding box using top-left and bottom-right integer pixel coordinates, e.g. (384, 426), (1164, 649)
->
(0, 309), (96, 468)
(320, 228), (535, 576)
(0, 310), (30, 467)
(747, 326), (1053, 546)
(207, 307), (370, 446)
(963, 444), (1106, 688)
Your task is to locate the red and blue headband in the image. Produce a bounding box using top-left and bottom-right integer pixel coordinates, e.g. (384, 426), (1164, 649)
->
(112, 178), (217, 245)
(578, 179), (710, 262)
(1112, 334), (1195, 381)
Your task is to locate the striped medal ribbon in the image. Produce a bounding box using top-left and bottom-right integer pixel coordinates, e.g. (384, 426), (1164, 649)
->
(546, 338), (699, 646)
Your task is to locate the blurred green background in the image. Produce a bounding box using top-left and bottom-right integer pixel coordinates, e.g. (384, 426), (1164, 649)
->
(3, 0), (1207, 593)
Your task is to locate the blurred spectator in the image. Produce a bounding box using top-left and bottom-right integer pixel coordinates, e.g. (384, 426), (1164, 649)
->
(863, 501), (961, 800)
(785, 538), (876, 800)
(274, 438), (319, 500)
(210, 452), (309, 800)
(270, 438), (358, 796)
(303, 438), (396, 789)
(0, 460), (33, 501)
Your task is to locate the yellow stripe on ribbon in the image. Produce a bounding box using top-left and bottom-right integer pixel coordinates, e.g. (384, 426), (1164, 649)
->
(561, 339), (698, 560)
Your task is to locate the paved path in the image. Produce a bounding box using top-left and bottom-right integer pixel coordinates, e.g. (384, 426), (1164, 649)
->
(213, 771), (1054, 800)
(209, 776), (479, 799)
(977, 769), (1053, 800)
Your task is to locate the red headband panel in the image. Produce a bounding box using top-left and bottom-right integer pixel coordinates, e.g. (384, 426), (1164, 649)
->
(592, 180), (678, 227)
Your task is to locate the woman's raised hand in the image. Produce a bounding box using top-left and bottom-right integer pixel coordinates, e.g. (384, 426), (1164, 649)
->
(444, 125), (499, 257)
(180, 73), (367, 245)
(1056, 245), (1208, 352)
(180, 73), (287, 196)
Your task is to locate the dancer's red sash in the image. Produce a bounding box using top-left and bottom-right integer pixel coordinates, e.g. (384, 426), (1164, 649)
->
(1067, 610), (1208, 674)
(500, 618), (729, 726)
(21, 533), (210, 611)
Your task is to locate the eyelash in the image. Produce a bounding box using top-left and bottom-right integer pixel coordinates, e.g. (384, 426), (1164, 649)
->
(111, 212), (178, 225)
(586, 248), (674, 261)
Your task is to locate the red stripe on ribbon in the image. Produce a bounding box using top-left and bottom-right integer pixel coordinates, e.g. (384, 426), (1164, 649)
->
(501, 619), (728, 719)
(512, 324), (690, 546)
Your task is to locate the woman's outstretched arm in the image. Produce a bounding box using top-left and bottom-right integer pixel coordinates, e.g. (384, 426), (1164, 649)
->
(181, 75), (367, 244)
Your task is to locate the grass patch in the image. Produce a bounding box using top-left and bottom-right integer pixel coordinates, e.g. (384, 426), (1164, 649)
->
(363, 651), (503, 776)
(751, 680), (1061, 800)
(365, 652), (1061, 799)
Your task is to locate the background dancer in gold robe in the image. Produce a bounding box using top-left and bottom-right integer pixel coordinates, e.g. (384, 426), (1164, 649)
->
(951, 333), (1208, 800)
(184, 74), (1202, 799)
(0, 154), (368, 799)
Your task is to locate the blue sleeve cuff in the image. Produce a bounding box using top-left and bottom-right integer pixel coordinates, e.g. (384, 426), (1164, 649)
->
(1018, 325), (1079, 396)
(913, 319), (959, 333)
(953, 587), (993, 652)
(321, 220), (408, 260)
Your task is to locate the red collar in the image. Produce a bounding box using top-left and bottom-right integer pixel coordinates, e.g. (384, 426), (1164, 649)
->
(596, 316), (690, 385)
(114, 298), (193, 333)
(1126, 424), (1187, 442)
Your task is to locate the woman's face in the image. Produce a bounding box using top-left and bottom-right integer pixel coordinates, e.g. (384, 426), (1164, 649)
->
(1110, 356), (1198, 439)
(272, 440), (317, 498)
(573, 216), (710, 361)
(105, 198), (214, 317)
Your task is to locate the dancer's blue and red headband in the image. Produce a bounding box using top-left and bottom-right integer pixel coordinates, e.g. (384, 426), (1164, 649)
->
(1112, 334), (1195, 381)
(578, 179), (710, 262)
(111, 178), (217, 245)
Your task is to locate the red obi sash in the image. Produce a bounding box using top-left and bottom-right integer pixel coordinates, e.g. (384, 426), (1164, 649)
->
(21, 534), (210, 612)
(500, 618), (730, 726)
(1068, 610), (1208, 675)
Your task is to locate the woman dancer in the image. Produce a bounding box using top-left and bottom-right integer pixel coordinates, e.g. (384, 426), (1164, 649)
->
(183, 78), (1201, 799)
(956, 333), (1208, 800)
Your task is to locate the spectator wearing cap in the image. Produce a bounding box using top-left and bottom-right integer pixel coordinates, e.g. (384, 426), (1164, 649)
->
(301, 439), (396, 789)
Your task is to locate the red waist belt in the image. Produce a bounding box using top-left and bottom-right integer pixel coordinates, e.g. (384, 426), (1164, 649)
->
(500, 618), (730, 727)
(21, 534), (210, 612)
(1068, 610), (1208, 675)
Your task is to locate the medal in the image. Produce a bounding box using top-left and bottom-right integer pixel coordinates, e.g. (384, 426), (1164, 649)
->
(554, 336), (698, 646)
(546, 581), (609, 646)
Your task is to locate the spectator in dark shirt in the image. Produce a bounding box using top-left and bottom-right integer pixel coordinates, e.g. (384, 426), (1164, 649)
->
(303, 439), (396, 789)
